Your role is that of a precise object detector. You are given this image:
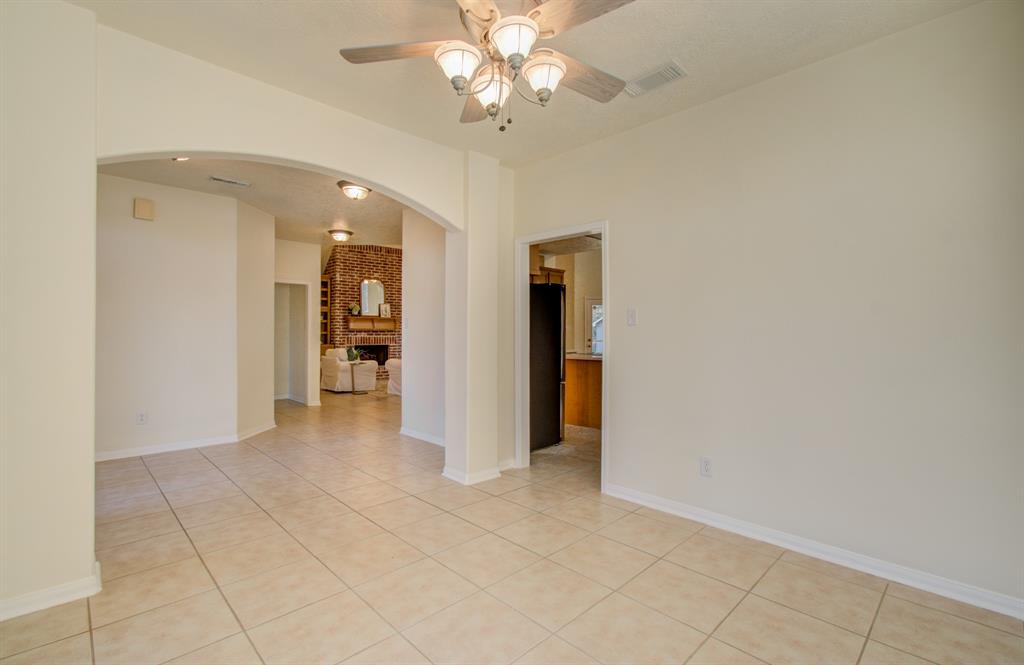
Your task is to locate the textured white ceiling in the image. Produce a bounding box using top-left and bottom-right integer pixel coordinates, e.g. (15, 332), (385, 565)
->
(76, 0), (975, 165)
(99, 158), (406, 261)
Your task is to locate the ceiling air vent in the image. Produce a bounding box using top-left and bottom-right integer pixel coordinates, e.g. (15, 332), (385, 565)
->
(624, 60), (687, 98)
(209, 175), (251, 187)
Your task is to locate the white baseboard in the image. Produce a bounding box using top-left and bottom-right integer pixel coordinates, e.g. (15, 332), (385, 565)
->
(0, 561), (102, 621)
(96, 422), (278, 462)
(274, 393), (291, 400)
(603, 483), (1024, 621)
(400, 427), (444, 447)
(499, 457), (517, 471)
(442, 466), (501, 486)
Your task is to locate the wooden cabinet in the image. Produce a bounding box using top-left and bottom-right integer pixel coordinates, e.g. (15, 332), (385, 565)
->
(565, 357), (602, 428)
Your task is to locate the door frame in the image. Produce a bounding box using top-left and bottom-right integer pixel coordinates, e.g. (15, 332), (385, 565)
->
(513, 220), (609, 491)
(274, 280), (317, 407)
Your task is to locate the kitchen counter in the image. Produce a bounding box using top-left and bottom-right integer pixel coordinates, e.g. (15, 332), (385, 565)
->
(565, 355), (602, 428)
(566, 353), (603, 362)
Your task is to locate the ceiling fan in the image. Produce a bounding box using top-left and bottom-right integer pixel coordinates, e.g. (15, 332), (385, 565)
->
(339, 0), (635, 131)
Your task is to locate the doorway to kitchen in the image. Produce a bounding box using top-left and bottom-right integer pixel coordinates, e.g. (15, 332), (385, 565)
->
(515, 222), (608, 491)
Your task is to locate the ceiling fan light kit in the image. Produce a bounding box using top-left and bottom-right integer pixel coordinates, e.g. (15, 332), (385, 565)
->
(339, 0), (633, 132)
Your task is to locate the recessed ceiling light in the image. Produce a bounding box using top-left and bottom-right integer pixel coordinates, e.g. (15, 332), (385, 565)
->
(170, 156), (190, 162)
(337, 181), (371, 200)
(328, 228), (354, 242)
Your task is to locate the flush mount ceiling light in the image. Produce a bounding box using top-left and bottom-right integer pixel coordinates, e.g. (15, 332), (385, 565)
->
(328, 228), (354, 242)
(337, 181), (371, 200)
(339, 0), (634, 132)
(170, 156), (190, 162)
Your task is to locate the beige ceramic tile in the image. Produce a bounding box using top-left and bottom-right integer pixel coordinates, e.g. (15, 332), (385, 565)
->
(342, 635), (429, 665)
(94, 510), (181, 550)
(870, 596), (1024, 665)
(559, 593), (706, 665)
(304, 467), (377, 493)
(264, 495), (351, 529)
(163, 481), (242, 509)
(95, 478), (161, 505)
(858, 640), (931, 665)
(473, 474), (532, 495)
(221, 558), (345, 628)
(433, 534), (540, 587)
(96, 465), (152, 489)
(415, 484), (489, 511)
(502, 485), (578, 511)
(665, 534), (776, 590)
(97, 530), (196, 581)
(387, 471), (454, 494)
(90, 557), (214, 627)
(155, 468), (230, 492)
(621, 560), (744, 633)
(319, 532), (425, 586)
(697, 527), (785, 558)
(287, 512), (384, 555)
(92, 590), (240, 665)
(392, 513), (486, 555)
(778, 551), (888, 592)
(503, 463), (572, 484)
(331, 482), (409, 510)
(489, 560), (611, 632)
(752, 561), (882, 634)
(714, 595), (864, 665)
(549, 534), (656, 588)
(513, 636), (598, 665)
(95, 493), (170, 525)
(360, 497), (442, 530)
(0, 633), (92, 665)
(243, 480), (325, 509)
(165, 633), (262, 665)
(687, 638), (766, 665)
(355, 558), (477, 630)
(172, 495), (261, 529)
(543, 497), (628, 531)
(247, 591), (394, 665)
(0, 599), (89, 658)
(201, 532), (312, 585)
(495, 514), (589, 556)
(186, 511), (283, 553)
(596, 512), (694, 556)
(886, 582), (1023, 635)
(453, 497), (536, 531)
(403, 592), (548, 665)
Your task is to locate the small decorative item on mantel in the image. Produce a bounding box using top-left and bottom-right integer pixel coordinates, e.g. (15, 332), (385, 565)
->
(348, 303), (361, 315)
(379, 303), (391, 318)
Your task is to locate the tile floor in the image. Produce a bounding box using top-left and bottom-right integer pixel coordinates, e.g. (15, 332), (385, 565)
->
(2, 390), (1022, 664)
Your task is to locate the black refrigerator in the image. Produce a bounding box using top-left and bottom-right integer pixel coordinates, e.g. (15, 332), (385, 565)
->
(530, 283), (565, 451)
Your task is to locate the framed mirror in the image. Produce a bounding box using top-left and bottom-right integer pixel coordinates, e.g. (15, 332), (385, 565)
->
(360, 278), (385, 316)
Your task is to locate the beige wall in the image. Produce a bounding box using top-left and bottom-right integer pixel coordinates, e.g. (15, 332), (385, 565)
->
(274, 239), (323, 406)
(572, 250), (602, 353)
(273, 284), (292, 398)
(515, 1), (1023, 600)
(497, 167), (517, 467)
(401, 209), (446, 445)
(236, 201), (276, 437)
(0, 0), (99, 616)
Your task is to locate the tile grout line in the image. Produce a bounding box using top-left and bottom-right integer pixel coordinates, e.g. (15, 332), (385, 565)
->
(856, 582), (889, 665)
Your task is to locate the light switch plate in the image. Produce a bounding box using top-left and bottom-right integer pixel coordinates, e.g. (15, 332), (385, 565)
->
(626, 307), (638, 327)
(133, 197), (155, 221)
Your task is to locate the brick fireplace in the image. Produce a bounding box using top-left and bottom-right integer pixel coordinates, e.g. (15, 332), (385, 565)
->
(324, 245), (401, 379)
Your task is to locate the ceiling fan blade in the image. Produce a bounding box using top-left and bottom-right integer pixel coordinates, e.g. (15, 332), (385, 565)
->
(339, 40), (449, 64)
(530, 0), (634, 38)
(545, 49), (625, 103)
(460, 95), (488, 123)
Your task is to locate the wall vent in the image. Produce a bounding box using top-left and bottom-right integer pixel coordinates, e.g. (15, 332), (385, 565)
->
(209, 175), (251, 187)
(624, 60), (687, 97)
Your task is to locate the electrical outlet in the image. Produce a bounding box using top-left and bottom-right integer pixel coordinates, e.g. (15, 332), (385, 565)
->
(699, 456), (712, 478)
(136, 412), (147, 425)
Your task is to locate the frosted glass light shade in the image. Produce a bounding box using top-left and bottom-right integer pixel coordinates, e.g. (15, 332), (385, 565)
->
(523, 55), (566, 93)
(433, 41), (482, 82)
(489, 15), (539, 66)
(470, 66), (512, 108)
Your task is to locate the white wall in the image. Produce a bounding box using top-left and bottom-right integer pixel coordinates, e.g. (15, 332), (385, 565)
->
(288, 285), (308, 403)
(401, 209), (446, 445)
(497, 167), (517, 466)
(236, 201), (275, 437)
(97, 175), (239, 457)
(572, 250), (602, 353)
(274, 284), (292, 398)
(515, 0), (1024, 604)
(274, 239), (322, 406)
(0, 0), (99, 617)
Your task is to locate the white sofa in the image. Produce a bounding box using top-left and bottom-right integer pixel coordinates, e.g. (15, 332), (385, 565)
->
(384, 358), (401, 396)
(321, 348), (378, 393)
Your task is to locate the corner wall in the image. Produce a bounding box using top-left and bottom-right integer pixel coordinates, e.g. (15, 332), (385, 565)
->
(515, 1), (1024, 605)
(0, 0), (99, 616)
